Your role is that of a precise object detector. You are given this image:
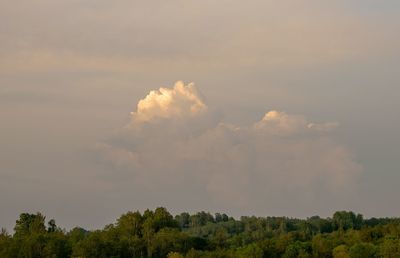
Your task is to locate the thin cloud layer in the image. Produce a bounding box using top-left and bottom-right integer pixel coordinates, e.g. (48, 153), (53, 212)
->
(99, 81), (362, 214)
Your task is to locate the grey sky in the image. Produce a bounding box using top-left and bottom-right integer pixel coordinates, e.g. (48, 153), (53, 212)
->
(0, 0), (399, 231)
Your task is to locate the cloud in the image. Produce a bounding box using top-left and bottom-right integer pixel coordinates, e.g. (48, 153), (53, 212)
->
(130, 81), (207, 123)
(254, 110), (339, 135)
(98, 81), (362, 215)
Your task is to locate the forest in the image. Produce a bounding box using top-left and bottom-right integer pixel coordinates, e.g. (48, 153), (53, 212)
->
(1, 208), (400, 258)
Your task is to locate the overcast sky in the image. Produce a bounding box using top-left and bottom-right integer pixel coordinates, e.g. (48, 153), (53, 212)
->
(1, 0), (399, 231)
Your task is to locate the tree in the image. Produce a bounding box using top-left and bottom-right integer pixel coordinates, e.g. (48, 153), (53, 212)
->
(215, 213), (223, 223)
(236, 243), (263, 258)
(312, 234), (334, 257)
(47, 219), (57, 233)
(349, 243), (377, 258)
(14, 213), (46, 237)
(149, 228), (189, 257)
(176, 212), (190, 229)
(44, 231), (71, 258)
(333, 211), (363, 231)
(283, 241), (311, 258)
(333, 245), (350, 258)
(211, 227), (229, 248)
(75, 230), (112, 258)
(167, 251), (184, 258)
(152, 207), (178, 231)
(379, 237), (400, 258)
(117, 211), (143, 236)
(0, 228), (12, 258)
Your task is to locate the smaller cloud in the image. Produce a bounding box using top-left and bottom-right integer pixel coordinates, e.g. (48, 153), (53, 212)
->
(254, 110), (339, 135)
(254, 110), (308, 135)
(307, 122), (339, 132)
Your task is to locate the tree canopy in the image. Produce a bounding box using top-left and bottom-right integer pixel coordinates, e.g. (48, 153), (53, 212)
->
(1, 209), (400, 257)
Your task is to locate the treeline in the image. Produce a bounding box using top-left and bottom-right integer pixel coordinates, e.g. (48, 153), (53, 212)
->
(1, 208), (400, 257)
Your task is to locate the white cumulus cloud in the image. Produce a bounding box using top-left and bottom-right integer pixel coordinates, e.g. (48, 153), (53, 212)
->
(97, 81), (362, 216)
(130, 81), (207, 123)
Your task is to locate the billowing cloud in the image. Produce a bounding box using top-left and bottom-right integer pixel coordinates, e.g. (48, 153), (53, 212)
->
(98, 81), (362, 215)
(130, 81), (207, 123)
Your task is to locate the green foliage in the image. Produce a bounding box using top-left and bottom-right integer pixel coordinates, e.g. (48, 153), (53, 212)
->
(379, 237), (400, 258)
(167, 251), (184, 258)
(333, 211), (363, 231)
(349, 242), (377, 258)
(1, 208), (400, 257)
(333, 244), (350, 258)
(14, 213), (46, 237)
(236, 243), (263, 258)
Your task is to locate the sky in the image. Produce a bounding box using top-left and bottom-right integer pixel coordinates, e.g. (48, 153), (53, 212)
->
(1, 0), (400, 231)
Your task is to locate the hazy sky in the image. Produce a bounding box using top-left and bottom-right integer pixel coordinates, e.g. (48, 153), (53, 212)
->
(1, 0), (399, 231)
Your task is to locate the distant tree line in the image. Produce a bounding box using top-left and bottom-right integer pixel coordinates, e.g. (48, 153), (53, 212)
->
(1, 208), (400, 257)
